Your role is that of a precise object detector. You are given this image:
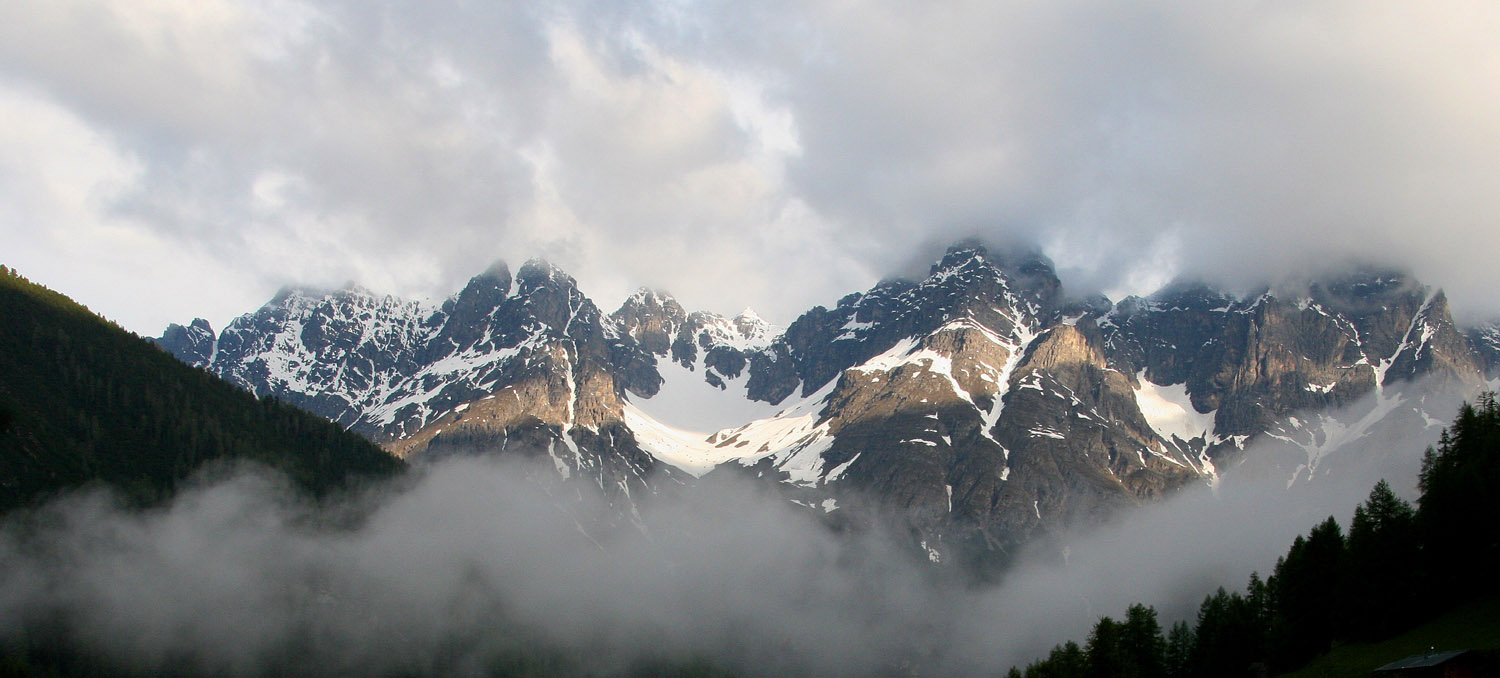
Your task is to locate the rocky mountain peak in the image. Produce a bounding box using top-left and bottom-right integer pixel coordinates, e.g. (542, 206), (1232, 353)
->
(614, 288), (683, 317)
(732, 308), (774, 341)
(929, 244), (1060, 296)
(611, 287), (688, 355)
(1301, 269), (1430, 365)
(476, 259), (512, 284)
(157, 241), (1500, 576)
(269, 284), (397, 315)
(441, 265), (511, 319)
(1383, 290), (1484, 388)
(516, 257), (571, 286)
(738, 245), (1068, 405)
(509, 259), (599, 335)
(268, 285), (321, 308)
(152, 317), (217, 367)
(1313, 267), (1417, 303)
(1150, 280), (1236, 311)
(928, 243), (991, 276)
(915, 246), (1059, 342)
(623, 287), (673, 306)
(338, 280), (375, 296)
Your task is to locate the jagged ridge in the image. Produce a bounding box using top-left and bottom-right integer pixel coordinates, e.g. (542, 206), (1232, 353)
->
(155, 244), (1500, 570)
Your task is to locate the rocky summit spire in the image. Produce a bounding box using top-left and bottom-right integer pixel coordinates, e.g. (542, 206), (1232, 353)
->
(611, 288), (688, 355)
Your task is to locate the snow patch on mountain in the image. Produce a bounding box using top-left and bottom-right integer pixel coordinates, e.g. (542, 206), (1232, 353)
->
(1133, 370), (1216, 442)
(1270, 389), (1410, 487)
(849, 336), (925, 374)
(625, 376), (840, 485)
(978, 315), (1037, 445)
(620, 403), (722, 477)
(365, 330), (543, 428)
(626, 357), (784, 436)
(729, 309), (777, 348)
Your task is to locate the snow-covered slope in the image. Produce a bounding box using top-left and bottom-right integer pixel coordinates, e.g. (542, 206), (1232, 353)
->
(628, 357), (784, 433)
(623, 378), (836, 479)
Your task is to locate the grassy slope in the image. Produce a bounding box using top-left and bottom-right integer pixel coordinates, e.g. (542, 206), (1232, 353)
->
(1278, 594), (1500, 678)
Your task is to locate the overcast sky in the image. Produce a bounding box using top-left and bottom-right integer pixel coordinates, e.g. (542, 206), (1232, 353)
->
(4, 1), (1499, 335)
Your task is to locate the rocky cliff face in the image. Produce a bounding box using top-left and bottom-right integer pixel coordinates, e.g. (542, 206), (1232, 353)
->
(151, 317), (216, 368)
(611, 289), (777, 392)
(739, 247), (1062, 406)
(664, 247), (1204, 569)
(1093, 270), (1493, 482)
(161, 260), (669, 508)
(1470, 322), (1500, 377)
(159, 244), (1500, 571)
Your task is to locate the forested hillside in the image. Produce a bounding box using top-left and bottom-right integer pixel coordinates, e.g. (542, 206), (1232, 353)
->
(1010, 394), (1500, 677)
(0, 266), (402, 512)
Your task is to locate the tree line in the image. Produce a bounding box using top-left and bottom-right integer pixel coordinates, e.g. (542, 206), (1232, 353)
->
(0, 265), (403, 513)
(1008, 392), (1500, 677)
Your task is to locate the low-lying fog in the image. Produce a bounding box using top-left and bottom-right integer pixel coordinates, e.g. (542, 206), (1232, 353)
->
(0, 387), (1451, 676)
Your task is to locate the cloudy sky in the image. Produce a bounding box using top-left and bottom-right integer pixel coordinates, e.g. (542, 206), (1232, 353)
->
(4, 1), (1499, 335)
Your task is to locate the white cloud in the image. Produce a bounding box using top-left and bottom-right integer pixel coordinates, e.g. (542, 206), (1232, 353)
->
(3, 0), (1500, 332)
(0, 81), (262, 330)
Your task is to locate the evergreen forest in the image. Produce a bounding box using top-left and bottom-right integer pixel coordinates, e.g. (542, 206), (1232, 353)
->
(0, 265), (403, 513)
(1009, 393), (1500, 677)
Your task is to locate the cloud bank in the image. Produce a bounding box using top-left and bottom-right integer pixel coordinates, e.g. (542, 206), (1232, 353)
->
(3, 1), (1499, 332)
(0, 385), (1444, 677)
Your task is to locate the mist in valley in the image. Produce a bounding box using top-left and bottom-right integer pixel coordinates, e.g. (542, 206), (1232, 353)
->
(0, 383), (1456, 676)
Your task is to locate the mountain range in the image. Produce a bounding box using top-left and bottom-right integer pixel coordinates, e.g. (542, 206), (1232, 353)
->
(154, 243), (1500, 571)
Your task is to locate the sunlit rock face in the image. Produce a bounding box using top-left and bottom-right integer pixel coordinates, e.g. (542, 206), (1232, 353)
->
(157, 260), (666, 512)
(161, 243), (1500, 572)
(195, 260), (648, 442)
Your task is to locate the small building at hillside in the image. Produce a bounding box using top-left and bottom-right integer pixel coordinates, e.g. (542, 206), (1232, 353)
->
(1372, 649), (1494, 677)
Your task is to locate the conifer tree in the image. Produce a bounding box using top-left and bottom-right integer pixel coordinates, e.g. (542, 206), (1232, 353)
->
(1163, 621), (1193, 678)
(1269, 517), (1343, 669)
(1122, 604), (1166, 678)
(1340, 479), (1419, 639)
(1053, 641), (1087, 678)
(1419, 392), (1500, 595)
(1086, 617), (1127, 678)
